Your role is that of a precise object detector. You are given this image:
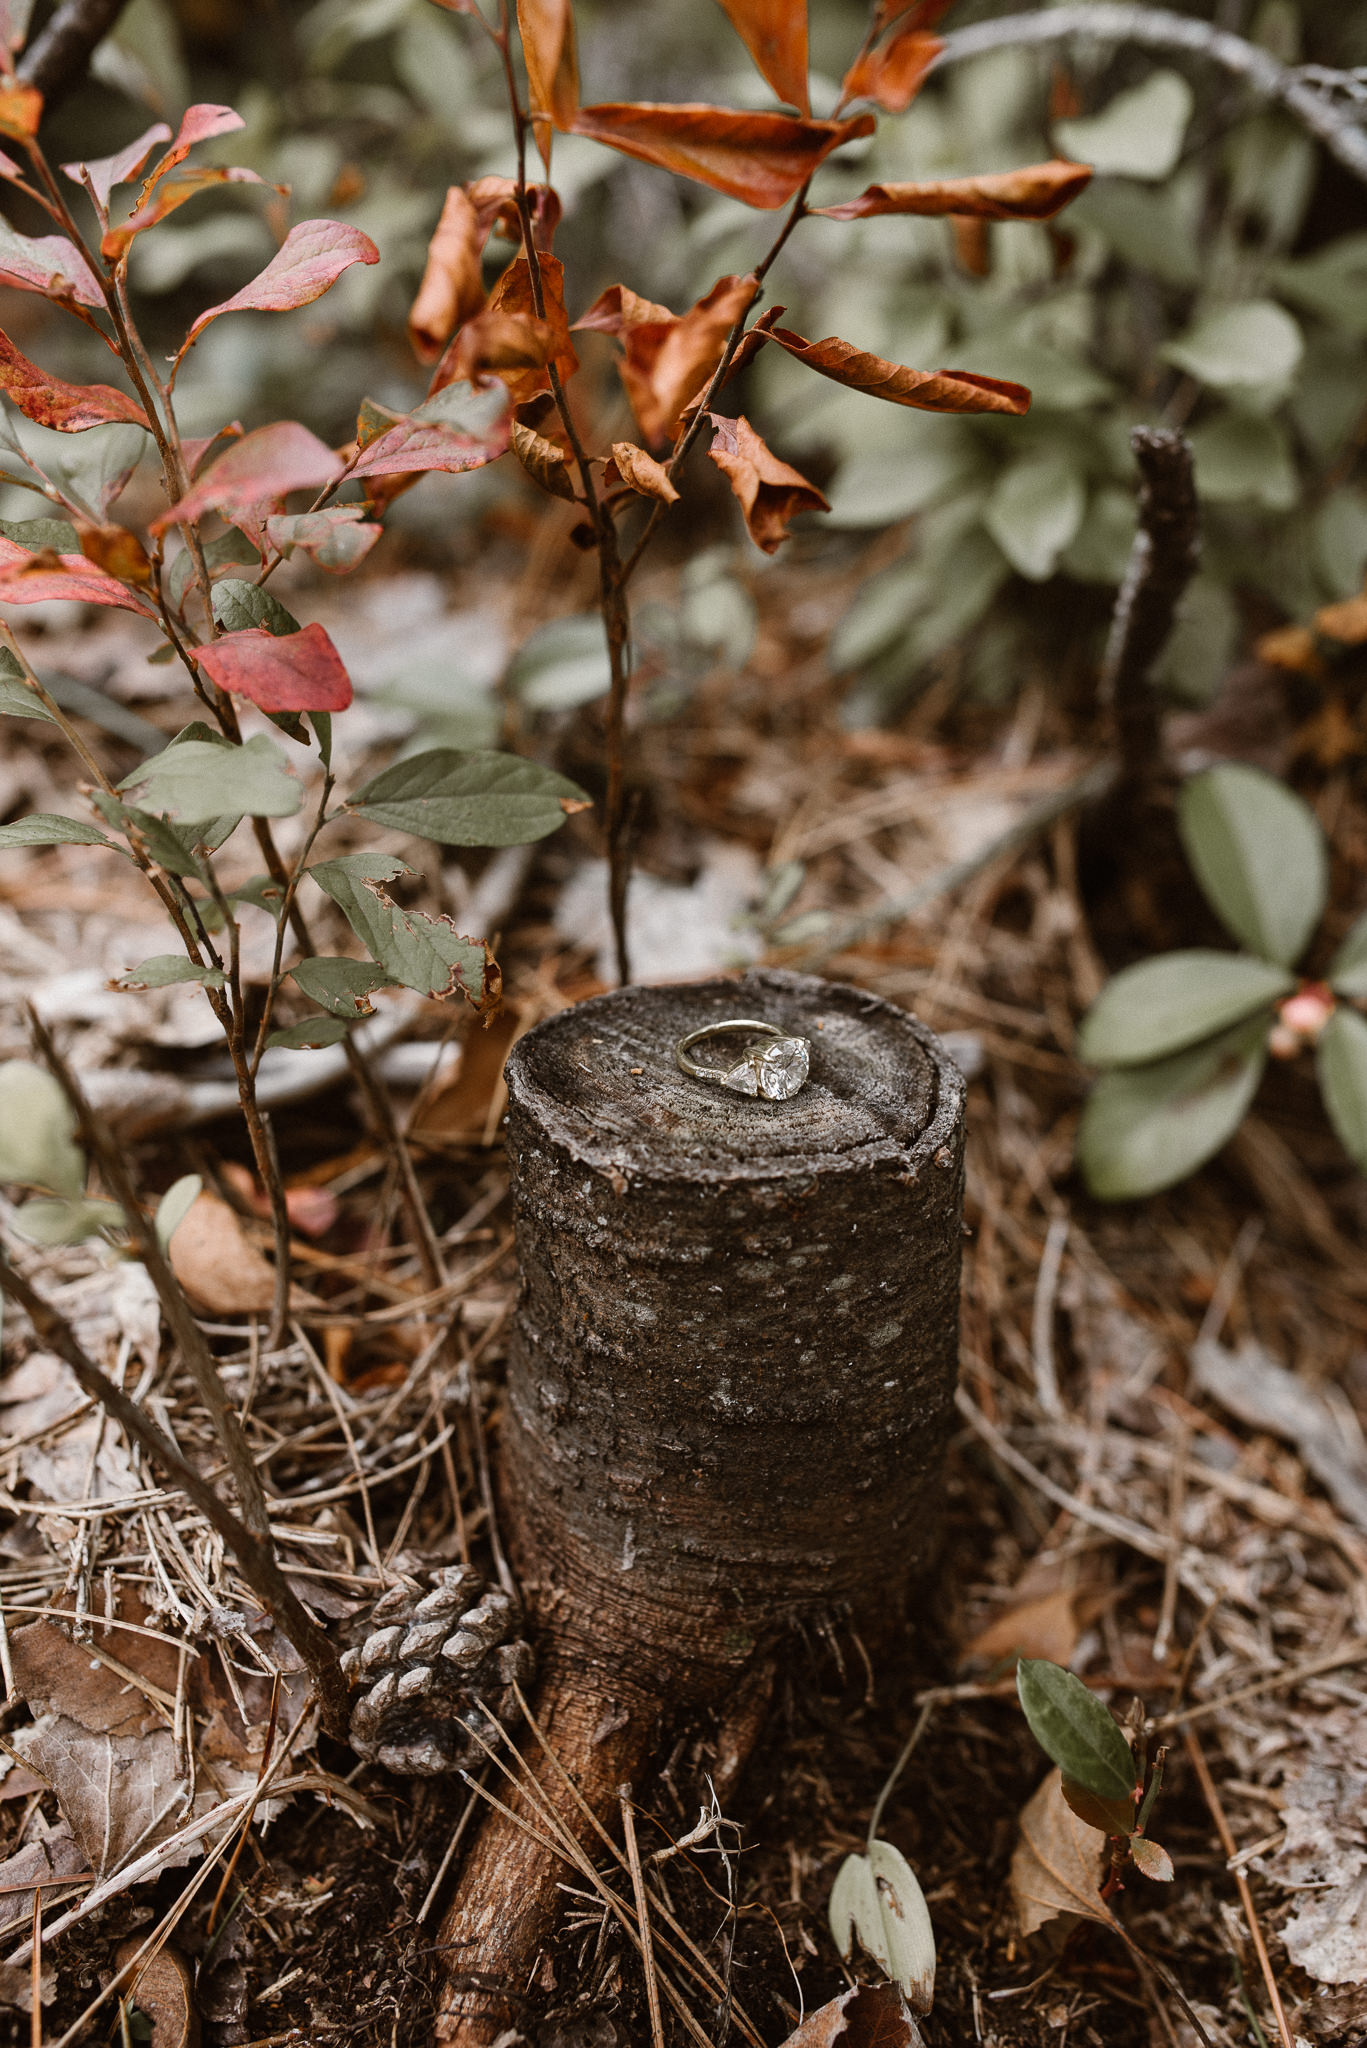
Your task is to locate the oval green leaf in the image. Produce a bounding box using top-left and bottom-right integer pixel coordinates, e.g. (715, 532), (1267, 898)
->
(507, 614), (613, 711)
(291, 955), (393, 1017)
(1329, 911), (1367, 998)
(347, 748), (590, 847)
(1177, 764), (1326, 967)
(122, 733), (302, 825)
(210, 577), (301, 637)
(1317, 1006), (1367, 1172)
(1163, 300), (1303, 389)
(1053, 70), (1192, 181)
(983, 453), (1085, 582)
(266, 1014), (353, 1050)
(1077, 950), (1293, 1068)
(1077, 1015), (1268, 1200)
(0, 812), (117, 850)
(828, 1839), (935, 2013)
(154, 1173), (202, 1249)
(1016, 1660), (1136, 1805)
(113, 954), (227, 991)
(0, 1061), (85, 1198)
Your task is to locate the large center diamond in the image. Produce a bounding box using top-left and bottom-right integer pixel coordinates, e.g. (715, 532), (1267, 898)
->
(721, 1035), (810, 1100)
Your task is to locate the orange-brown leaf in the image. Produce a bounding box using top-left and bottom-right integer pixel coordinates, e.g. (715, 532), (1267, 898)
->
(713, 0), (810, 115)
(580, 273), (757, 445)
(573, 282), (674, 334)
(568, 102), (874, 209)
(1010, 1770), (1115, 1938)
(755, 321), (1031, 415)
(436, 254), (577, 405)
(0, 82), (42, 142)
(815, 159), (1093, 221)
(517, 0), (579, 159)
(874, 0), (953, 30)
(707, 411), (827, 552)
(839, 26), (941, 114)
(512, 419), (577, 500)
(440, 309), (554, 384)
(465, 175), (561, 252)
(408, 186), (486, 362)
(606, 440), (679, 504)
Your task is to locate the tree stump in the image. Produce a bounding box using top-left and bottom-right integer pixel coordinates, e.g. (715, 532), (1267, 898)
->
(435, 968), (965, 2043)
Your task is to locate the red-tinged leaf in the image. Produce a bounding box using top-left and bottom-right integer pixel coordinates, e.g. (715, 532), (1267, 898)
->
(152, 421), (344, 532)
(62, 122), (170, 212)
(138, 104), (245, 201)
(0, 542), (156, 615)
(752, 321), (1032, 414)
(568, 103), (875, 209)
(815, 159), (1094, 222)
(1128, 1836), (1174, 1883)
(439, 309), (554, 385)
(0, 219), (101, 306)
(435, 253), (576, 406)
(408, 186), (486, 363)
(839, 25), (941, 114)
(517, 0), (578, 166)
(175, 219), (380, 361)
(464, 175), (561, 252)
(874, 0), (953, 30)
(101, 165), (270, 261)
(0, 82), (42, 142)
(263, 508), (382, 573)
(0, 146), (26, 184)
(606, 440), (678, 504)
(707, 411), (827, 551)
(577, 272), (757, 445)
(0, 327), (143, 431)
(713, 0), (809, 115)
(348, 393), (513, 481)
(77, 523), (152, 585)
(182, 420), (243, 476)
(193, 622), (353, 712)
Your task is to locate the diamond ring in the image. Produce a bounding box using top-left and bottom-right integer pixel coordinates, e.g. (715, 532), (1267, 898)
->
(674, 1019), (812, 1101)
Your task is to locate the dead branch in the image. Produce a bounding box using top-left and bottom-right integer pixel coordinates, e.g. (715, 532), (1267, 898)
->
(1100, 428), (1200, 791)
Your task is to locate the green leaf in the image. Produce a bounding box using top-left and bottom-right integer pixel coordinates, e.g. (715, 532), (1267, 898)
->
(0, 648), (56, 723)
(308, 852), (490, 1004)
(1078, 951), (1294, 1067)
(121, 733), (302, 825)
(983, 454), (1085, 582)
(1127, 1836), (1174, 1882)
(1162, 300), (1303, 389)
(507, 615), (612, 711)
(1067, 175), (1201, 289)
(1315, 491), (1367, 600)
(1016, 1660), (1136, 1805)
(310, 710), (333, 769)
(290, 955), (392, 1017)
(1061, 1779), (1136, 1838)
(230, 872), (288, 916)
(347, 748), (590, 848)
(1188, 412), (1298, 511)
(0, 812), (117, 850)
(266, 1014), (352, 1050)
(167, 526), (260, 610)
(1178, 765), (1326, 967)
(1317, 1007), (1367, 1172)
(154, 1173), (202, 1249)
(11, 1195), (124, 1246)
(0, 514), (81, 551)
(828, 1840), (935, 2013)
(1273, 231), (1367, 337)
(1077, 1015), (1269, 1200)
(113, 954), (226, 991)
(1329, 913), (1367, 998)
(0, 1061), (85, 1199)
(1053, 70), (1193, 180)
(1154, 575), (1239, 707)
(210, 578), (301, 637)
(90, 795), (206, 879)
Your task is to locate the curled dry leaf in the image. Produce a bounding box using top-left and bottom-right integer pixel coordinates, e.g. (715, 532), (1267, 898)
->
(606, 440), (679, 504)
(839, 22), (942, 114)
(465, 175), (561, 252)
(440, 309), (554, 385)
(714, 0), (810, 115)
(707, 412), (827, 551)
(408, 186), (486, 362)
(435, 254), (577, 407)
(1009, 1768), (1115, 1937)
(518, 0), (579, 147)
(153, 420), (344, 531)
(167, 1190), (320, 1315)
(747, 320), (1031, 415)
(0, 326), (144, 431)
(576, 272), (757, 444)
(175, 218), (380, 361)
(814, 159), (1093, 221)
(777, 1981), (926, 2048)
(192, 623), (354, 713)
(513, 420), (577, 501)
(568, 103), (875, 209)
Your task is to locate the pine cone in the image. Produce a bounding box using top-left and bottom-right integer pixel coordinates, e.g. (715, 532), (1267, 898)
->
(342, 1564), (535, 1776)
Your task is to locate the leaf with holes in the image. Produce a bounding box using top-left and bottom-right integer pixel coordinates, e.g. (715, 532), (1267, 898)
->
(1017, 1660), (1136, 1804)
(1178, 765), (1326, 967)
(177, 219), (380, 360)
(349, 747), (590, 843)
(1078, 951), (1294, 1068)
(568, 104), (874, 209)
(193, 623), (353, 713)
(715, 0), (809, 114)
(0, 329), (144, 431)
(828, 1839), (935, 2012)
(308, 852), (495, 1008)
(121, 734), (302, 824)
(815, 160), (1092, 222)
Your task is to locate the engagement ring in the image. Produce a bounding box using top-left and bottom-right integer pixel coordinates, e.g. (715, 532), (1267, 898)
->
(674, 1019), (812, 1101)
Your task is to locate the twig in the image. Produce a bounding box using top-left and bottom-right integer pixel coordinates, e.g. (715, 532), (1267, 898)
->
(1030, 1216), (1068, 1421)
(1182, 1727), (1295, 2048)
(1100, 429), (1199, 791)
(620, 1789), (666, 2048)
(932, 7), (1367, 182)
(19, 0), (130, 105)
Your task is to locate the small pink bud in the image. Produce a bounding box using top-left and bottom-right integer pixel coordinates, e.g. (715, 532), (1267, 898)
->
(1268, 1022), (1301, 1060)
(1278, 982), (1335, 1045)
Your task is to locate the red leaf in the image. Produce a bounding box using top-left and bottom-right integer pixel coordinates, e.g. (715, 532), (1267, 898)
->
(517, 0), (579, 155)
(750, 321), (1032, 414)
(707, 411), (828, 552)
(175, 219), (380, 361)
(153, 421), (344, 532)
(263, 508), (382, 573)
(183, 420), (244, 476)
(0, 327), (144, 431)
(815, 159), (1094, 221)
(348, 385), (513, 481)
(193, 622), (353, 712)
(101, 165), (270, 261)
(138, 104), (245, 201)
(408, 186), (486, 362)
(568, 103), (875, 209)
(839, 24), (942, 114)
(0, 219), (101, 306)
(714, 0), (810, 115)
(62, 122), (170, 212)
(0, 82), (42, 142)
(575, 272), (757, 444)
(0, 539), (156, 615)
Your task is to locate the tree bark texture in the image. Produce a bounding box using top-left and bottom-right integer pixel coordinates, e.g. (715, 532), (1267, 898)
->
(436, 968), (965, 2042)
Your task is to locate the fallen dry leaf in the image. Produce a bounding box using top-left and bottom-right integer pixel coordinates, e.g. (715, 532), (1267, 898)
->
(15, 1718), (188, 1876)
(0, 1827), (88, 1941)
(707, 412), (828, 552)
(114, 1938), (200, 2048)
(1192, 1336), (1367, 1532)
(777, 1981), (926, 2047)
(10, 1598), (181, 1737)
(166, 1190), (320, 1314)
(960, 1588), (1080, 1672)
(1269, 1705), (1367, 1985)
(1009, 1768), (1114, 1937)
